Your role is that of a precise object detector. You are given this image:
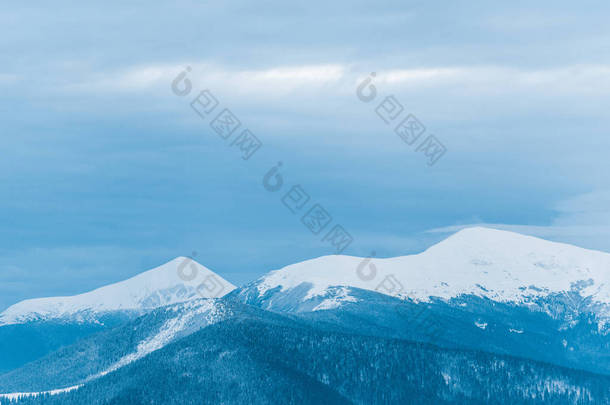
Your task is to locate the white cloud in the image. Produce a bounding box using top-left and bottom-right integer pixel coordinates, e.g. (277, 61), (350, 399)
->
(237, 65), (345, 83)
(373, 65), (610, 95)
(69, 62), (610, 98)
(68, 63), (348, 95)
(374, 68), (464, 85)
(52, 62), (610, 123)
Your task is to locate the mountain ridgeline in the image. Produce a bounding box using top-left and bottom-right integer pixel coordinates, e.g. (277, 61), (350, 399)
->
(1, 228), (610, 404)
(0, 257), (235, 374)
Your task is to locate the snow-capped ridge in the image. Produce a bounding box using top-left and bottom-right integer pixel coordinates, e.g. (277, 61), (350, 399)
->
(250, 227), (610, 314)
(0, 257), (236, 326)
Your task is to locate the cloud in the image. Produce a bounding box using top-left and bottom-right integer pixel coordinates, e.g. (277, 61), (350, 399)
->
(65, 63), (348, 95)
(237, 65), (345, 83)
(372, 65), (610, 95)
(553, 190), (610, 226)
(55, 62), (610, 114)
(374, 68), (463, 85)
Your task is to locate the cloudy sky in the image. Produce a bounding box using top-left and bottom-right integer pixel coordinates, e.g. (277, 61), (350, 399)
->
(1, 0), (610, 310)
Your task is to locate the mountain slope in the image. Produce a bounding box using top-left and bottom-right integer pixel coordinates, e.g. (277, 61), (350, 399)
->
(0, 257), (235, 326)
(0, 317), (125, 375)
(0, 299), (233, 394)
(5, 312), (610, 405)
(231, 227), (610, 375)
(3, 228), (610, 403)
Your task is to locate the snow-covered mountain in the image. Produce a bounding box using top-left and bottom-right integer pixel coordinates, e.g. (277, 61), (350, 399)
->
(0, 257), (236, 326)
(3, 228), (610, 402)
(239, 227), (610, 322)
(0, 298), (233, 395)
(6, 299), (610, 405)
(230, 227), (610, 375)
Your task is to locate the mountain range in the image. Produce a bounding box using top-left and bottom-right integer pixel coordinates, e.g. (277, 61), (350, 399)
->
(0, 257), (234, 374)
(1, 227), (609, 404)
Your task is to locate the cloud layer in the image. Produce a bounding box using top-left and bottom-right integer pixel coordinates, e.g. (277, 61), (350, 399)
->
(2, 0), (610, 310)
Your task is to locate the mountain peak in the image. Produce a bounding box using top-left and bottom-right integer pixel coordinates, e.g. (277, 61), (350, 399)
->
(0, 258), (236, 326)
(427, 226), (607, 264)
(247, 228), (610, 311)
(437, 226), (553, 247)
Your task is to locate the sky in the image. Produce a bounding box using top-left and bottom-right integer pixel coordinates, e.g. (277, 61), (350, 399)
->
(1, 0), (610, 311)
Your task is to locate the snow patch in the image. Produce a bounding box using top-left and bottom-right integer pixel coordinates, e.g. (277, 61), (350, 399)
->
(312, 287), (359, 311)
(0, 385), (81, 400)
(91, 300), (227, 380)
(475, 321), (488, 330)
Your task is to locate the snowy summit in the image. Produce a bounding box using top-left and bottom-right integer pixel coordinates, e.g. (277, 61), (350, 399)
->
(253, 227), (610, 307)
(0, 257), (236, 325)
